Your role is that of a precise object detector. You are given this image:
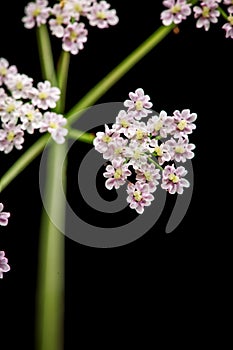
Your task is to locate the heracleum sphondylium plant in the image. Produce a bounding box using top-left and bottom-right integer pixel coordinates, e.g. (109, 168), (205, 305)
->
(0, 0), (230, 349)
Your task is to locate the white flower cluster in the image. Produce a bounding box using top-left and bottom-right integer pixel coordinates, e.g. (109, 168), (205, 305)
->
(22, 0), (119, 55)
(94, 88), (197, 214)
(0, 58), (68, 153)
(161, 0), (233, 39)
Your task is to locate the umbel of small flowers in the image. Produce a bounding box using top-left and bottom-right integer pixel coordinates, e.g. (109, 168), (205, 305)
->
(22, 0), (119, 55)
(0, 57), (68, 153)
(0, 203), (10, 279)
(94, 88), (196, 214)
(160, 0), (233, 39)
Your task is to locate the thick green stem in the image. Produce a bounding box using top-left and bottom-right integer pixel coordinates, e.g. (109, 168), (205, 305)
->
(68, 129), (95, 144)
(66, 24), (175, 124)
(35, 142), (67, 350)
(56, 51), (70, 113)
(36, 25), (57, 86)
(36, 27), (70, 350)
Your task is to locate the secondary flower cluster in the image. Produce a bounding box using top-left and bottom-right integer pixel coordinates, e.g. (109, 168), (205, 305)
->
(94, 88), (196, 214)
(0, 203), (10, 279)
(161, 0), (233, 39)
(22, 0), (119, 55)
(0, 58), (68, 153)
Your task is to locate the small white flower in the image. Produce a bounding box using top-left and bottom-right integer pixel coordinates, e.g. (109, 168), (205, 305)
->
(87, 0), (119, 28)
(31, 80), (61, 110)
(40, 112), (68, 144)
(0, 97), (23, 124)
(20, 103), (43, 134)
(4, 73), (33, 100)
(0, 122), (24, 154)
(22, 0), (50, 29)
(0, 58), (17, 86)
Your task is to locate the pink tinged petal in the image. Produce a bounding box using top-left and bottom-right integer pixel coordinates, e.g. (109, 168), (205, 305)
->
(105, 178), (115, 190)
(193, 6), (202, 16)
(163, 0), (175, 8)
(136, 205), (144, 214)
(182, 6), (191, 16)
(135, 88), (144, 97)
(176, 166), (187, 177)
(144, 101), (153, 109)
(129, 92), (137, 100)
(179, 178), (190, 187)
(161, 12), (173, 26)
(124, 100), (135, 108)
(0, 216), (9, 226)
(177, 185), (184, 194)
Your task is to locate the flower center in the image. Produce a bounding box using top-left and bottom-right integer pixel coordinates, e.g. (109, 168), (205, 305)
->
(70, 30), (78, 41)
(114, 147), (122, 155)
(171, 4), (181, 14)
(175, 145), (185, 154)
(134, 190), (142, 202)
(56, 14), (64, 25)
(121, 119), (129, 128)
(177, 120), (187, 131)
(26, 111), (34, 121)
(74, 4), (83, 13)
(154, 120), (163, 131)
(102, 135), (112, 143)
(114, 168), (122, 179)
(228, 15), (233, 26)
(49, 122), (58, 129)
(0, 67), (7, 76)
(16, 81), (23, 90)
(202, 6), (210, 18)
(135, 100), (143, 111)
(38, 91), (48, 100)
(7, 131), (15, 142)
(169, 173), (179, 183)
(134, 149), (141, 159)
(6, 104), (15, 113)
(136, 129), (144, 140)
(144, 171), (152, 182)
(33, 8), (41, 17)
(154, 146), (163, 157)
(97, 11), (107, 20)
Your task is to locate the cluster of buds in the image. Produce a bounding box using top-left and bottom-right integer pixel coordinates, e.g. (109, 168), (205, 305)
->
(94, 88), (196, 214)
(0, 203), (10, 279)
(0, 58), (68, 153)
(22, 0), (119, 55)
(161, 0), (233, 38)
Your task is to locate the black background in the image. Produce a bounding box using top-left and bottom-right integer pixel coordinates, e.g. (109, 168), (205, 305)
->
(0, 0), (229, 348)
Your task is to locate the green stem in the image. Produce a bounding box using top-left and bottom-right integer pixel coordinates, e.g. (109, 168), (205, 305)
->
(56, 51), (70, 113)
(218, 6), (228, 20)
(148, 157), (164, 171)
(36, 27), (69, 350)
(36, 25), (57, 86)
(0, 134), (49, 192)
(66, 24), (175, 124)
(35, 142), (67, 350)
(0, 24), (175, 192)
(68, 128), (95, 144)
